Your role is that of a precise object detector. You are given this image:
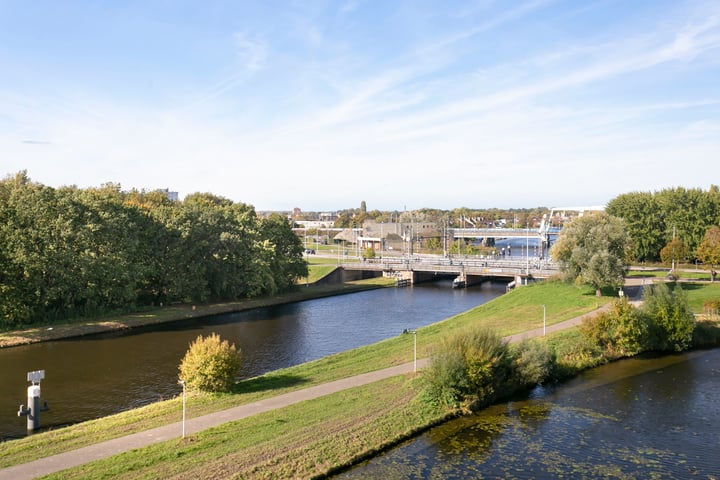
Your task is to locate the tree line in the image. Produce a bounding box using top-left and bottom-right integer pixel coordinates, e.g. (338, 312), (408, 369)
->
(0, 172), (307, 328)
(606, 186), (720, 262)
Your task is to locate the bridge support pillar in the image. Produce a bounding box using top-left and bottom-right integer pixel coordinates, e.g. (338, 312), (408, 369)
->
(385, 270), (414, 285)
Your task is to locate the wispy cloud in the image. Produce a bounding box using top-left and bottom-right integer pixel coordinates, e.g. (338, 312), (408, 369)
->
(351, 14), (720, 142)
(340, 0), (361, 14)
(428, 0), (559, 52)
(177, 32), (269, 109)
(233, 32), (268, 73)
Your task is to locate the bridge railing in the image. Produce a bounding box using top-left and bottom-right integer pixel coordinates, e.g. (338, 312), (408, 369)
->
(450, 227), (542, 238)
(342, 255), (558, 275)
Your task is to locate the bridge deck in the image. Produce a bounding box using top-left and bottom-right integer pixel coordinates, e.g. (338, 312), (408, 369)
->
(342, 256), (557, 279)
(451, 228), (546, 239)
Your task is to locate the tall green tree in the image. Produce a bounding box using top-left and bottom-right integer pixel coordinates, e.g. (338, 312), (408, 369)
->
(606, 191), (664, 261)
(258, 213), (307, 293)
(168, 193), (256, 302)
(655, 187), (716, 256)
(550, 212), (630, 296)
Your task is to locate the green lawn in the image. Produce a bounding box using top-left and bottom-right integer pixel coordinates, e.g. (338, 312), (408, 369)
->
(681, 282), (720, 312)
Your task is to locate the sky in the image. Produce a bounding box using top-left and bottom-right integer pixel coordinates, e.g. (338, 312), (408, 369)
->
(1, 1), (719, 212)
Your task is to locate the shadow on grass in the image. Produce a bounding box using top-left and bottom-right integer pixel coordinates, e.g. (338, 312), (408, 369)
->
(676, 282), (710, 293)
(232, 374), (310, 395)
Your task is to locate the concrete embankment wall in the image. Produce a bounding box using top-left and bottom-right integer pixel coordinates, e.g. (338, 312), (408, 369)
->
(313, 268), (382, 285)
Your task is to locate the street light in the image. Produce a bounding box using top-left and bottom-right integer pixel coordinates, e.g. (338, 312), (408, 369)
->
(179, 379), (186, 438)
(526, 221), (530, 276)
(542, 304), (546, 336)
(403, 328), (417, 372)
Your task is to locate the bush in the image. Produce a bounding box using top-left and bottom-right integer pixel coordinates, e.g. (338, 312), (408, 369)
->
(692, 320), (720, 347)
(641, 283), (695, 352)
(423, 328), (560, 410)
(579, 307), (615, 350)
(178, 333), (242, 393)
(579, 299), (647, 357)
(421, 348), (469, 408)
(511, 340), (557, 387)
(554, 335), (606, 377)
(422, 327), (513, 409)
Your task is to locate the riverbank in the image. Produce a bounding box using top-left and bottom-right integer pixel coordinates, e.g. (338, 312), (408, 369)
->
(0, 278), (392, 348)
(2, 281), (718, 479)
(0, 282), (613, 474)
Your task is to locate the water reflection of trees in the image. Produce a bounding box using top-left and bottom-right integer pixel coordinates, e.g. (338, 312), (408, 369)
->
(425, 398), (554, 460)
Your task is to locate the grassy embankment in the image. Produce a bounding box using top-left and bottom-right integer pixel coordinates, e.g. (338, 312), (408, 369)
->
(3, 280), (719, 479)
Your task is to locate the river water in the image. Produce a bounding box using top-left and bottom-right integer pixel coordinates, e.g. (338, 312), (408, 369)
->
(0, 280), (505, 439)
(337, 348), (720, 479)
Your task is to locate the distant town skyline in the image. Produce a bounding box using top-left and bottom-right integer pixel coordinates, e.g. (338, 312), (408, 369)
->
(2, 1), (718, 211)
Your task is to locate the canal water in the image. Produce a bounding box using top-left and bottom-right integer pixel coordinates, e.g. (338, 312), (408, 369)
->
(336, 348), (720, 479)
(0, 280), (505, 440)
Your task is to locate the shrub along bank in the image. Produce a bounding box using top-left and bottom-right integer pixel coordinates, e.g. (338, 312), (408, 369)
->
(420, 282), (708, 414)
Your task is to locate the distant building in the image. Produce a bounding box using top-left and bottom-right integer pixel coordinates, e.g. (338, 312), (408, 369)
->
(295, 220), (336, 229)
(160, 189), (179, 201)
(319, 212), (337, 222)
(359, 220), (439, 251)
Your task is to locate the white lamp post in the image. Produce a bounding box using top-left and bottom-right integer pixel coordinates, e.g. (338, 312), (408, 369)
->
(403, 328), (417, 372)
(526, 221), (530, 276)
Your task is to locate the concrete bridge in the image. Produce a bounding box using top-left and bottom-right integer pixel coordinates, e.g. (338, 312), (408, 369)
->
(340, 255), (558, 288)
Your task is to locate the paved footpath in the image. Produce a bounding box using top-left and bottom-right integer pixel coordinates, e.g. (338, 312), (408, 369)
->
(1, 282), (643, 480)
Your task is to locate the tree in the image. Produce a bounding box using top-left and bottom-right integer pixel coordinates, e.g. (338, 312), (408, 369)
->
(659, 237), (689, 272)
(550, 212), (630, 296)
(178, 333), (242, 392)
(641, 283), (695, 352)
(696, 226), (720, 282)
(656, 187), (719, 256)
(257, 213), (307, 293)
(607, 187), (720, 262)
(426, 237), (441, 251)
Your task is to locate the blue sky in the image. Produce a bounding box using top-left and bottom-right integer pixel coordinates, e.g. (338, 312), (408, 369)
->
(1, 1), (719, 211)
